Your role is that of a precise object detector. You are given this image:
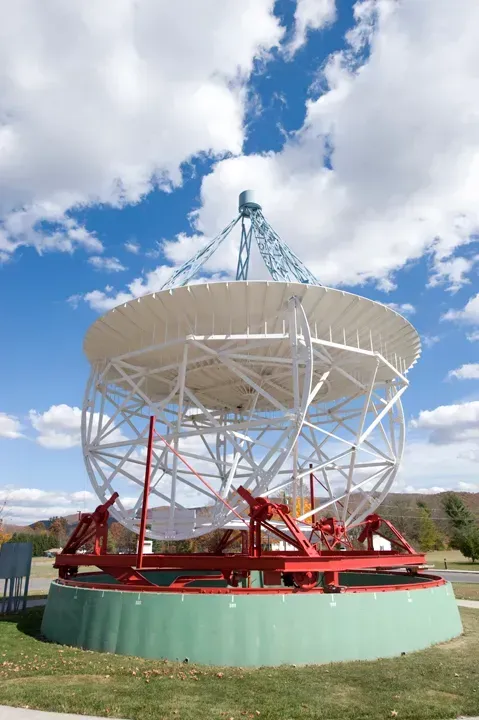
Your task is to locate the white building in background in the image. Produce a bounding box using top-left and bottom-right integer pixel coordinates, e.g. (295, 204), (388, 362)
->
(271, 541), (295, 551)
(372, 535), (391, 552)
(272, 536), (392, 552)
(136, 540), (153, 554)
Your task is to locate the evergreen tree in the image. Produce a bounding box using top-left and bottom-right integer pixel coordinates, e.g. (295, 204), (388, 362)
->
(442, 492), (476, 550)
(457, 526), (479, 563)
(7, 532), (57, 556)
(442, 492), (479, 561)
(442, 493), (475, 532)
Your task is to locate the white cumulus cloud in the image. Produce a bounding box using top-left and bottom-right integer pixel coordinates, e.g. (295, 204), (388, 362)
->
(124, 241), (140, 254)
(0, 412), (23, 439)
(153, 0), (479, 293)
(384, 302), (415, 316)
(0, 486), (97, 524)
(88, 256), (126, 273)
(29, 404), (83, 449)
(28, 403), (126, 449)
(448, 363), (479, 381)
(422, 335), (440, 349)
(0, 0), (283, 262)
(411, 400), (479, 445)
(287, 0), (336, 55)
(443, 293), (479, 327)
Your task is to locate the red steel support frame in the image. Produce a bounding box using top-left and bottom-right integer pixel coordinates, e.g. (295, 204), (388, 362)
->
(55, 416), (427, 593)
(309, 463), (315, 526)
(137, 414), (155, 570)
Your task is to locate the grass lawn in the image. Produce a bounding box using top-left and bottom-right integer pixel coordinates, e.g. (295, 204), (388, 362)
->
(426, 550), (479, 571)
(0, 608), (478, 720)
(454, 584), (479, 602)
(29, 558), (58, 579)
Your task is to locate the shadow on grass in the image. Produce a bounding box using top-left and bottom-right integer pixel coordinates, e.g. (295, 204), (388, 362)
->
(0, 606), (48, 641)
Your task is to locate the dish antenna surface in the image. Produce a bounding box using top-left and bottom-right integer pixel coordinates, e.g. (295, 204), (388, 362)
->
(82, 191), (420, 540)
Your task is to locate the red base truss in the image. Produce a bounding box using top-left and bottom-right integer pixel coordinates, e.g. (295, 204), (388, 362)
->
(55, 486), (426, 594)
(55, 414), (428, 594)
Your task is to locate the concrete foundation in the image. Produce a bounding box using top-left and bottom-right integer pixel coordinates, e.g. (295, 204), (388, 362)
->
(41, 571), (462, 667)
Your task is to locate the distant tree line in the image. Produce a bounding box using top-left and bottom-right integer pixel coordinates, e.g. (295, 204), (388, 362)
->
(108, 522), (245, 555)
(1, 491), (478, 562)
(0, 515), (71, 557)
(381, 491), (479, 560)
(5, 531), (58, 557)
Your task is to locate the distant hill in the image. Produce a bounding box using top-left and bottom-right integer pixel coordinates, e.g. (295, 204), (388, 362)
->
(29, 513), (81, 530)
(382, 491), (479, 520)
(6, 490), (478, 536)
(3, 523), (34, 534)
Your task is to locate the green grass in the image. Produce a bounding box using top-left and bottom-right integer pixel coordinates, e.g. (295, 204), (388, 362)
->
(426, 550), (479, 571)
(1, 593), (47, 602)
(0, 608), (478, 720)
(454, 584), (479, 602)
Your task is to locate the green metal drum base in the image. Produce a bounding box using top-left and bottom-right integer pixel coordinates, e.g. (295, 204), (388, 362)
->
(41, 573), (462, 667)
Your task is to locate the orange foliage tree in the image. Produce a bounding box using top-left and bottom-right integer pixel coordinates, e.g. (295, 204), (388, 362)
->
(0, 526), (12, 547)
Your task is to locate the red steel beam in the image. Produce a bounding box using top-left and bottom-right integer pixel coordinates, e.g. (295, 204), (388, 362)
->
(137, 415), (155, 569)
(309, 463), (315, 526)
(56, 572), (446, 595)
(55, 550), (426, 573)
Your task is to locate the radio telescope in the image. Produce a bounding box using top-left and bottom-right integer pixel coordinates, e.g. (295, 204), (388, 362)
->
(82, 191), (420, 540)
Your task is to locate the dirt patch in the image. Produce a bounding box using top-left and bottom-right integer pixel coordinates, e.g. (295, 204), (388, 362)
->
(435, 633), (468, 651)
(424, 689), (461, 701)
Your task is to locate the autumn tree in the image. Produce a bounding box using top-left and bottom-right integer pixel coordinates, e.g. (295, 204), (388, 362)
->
(0, 526), (11, 547)
(417, 502), (444, 551)
(0, 497), (11, 547)
(49, 516), (68, 547)
(109, 522), (137, 553)
(31, 521), (47, 533)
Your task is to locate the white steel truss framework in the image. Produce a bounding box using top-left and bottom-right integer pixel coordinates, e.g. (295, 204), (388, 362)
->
(82, 297), (408, 540)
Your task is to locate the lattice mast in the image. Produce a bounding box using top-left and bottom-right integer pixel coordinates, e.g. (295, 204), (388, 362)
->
(161, 190), (318, 289)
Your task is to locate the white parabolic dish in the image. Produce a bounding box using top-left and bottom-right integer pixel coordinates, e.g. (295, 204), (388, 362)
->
(82, 281), (421, 540)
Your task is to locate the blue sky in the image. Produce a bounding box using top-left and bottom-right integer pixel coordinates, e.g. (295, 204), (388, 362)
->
(0, 0), (478, 524)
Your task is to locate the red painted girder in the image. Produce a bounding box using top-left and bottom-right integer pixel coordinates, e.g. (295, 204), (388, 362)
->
(101, 566), (156, 586)
(55, 551), (426, 572)
(56, 572), (446, 595)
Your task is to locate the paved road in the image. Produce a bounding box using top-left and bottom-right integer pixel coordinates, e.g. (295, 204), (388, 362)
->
(430, 570), (479, 584)
(27, 578), (52, 593)
(457, 599), (479, 609)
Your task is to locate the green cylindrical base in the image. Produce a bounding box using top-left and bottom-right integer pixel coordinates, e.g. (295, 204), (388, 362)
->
(41, 574), (462, 667)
